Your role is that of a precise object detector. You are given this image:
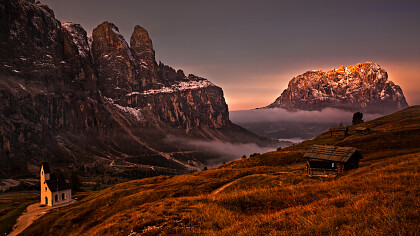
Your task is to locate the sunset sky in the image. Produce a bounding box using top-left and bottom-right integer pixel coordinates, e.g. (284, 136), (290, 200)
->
(42, 0), (420, 111)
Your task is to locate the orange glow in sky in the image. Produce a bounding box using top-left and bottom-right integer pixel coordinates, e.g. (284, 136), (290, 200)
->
(41, 0), (420, 111)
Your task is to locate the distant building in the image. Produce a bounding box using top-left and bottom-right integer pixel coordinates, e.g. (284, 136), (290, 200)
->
(329, 126), (348, 137)
(40, 162), (72, 206)
(304, 145), (363, 175)
(355, 127), (370, 135)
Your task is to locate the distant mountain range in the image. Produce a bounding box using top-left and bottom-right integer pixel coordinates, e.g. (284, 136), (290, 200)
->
(232, 62), (408, 141)
(265, 62), (408, 114)
(0, 0), (275, 178)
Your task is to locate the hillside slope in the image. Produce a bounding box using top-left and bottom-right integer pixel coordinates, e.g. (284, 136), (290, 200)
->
(22, 106), (420, 235)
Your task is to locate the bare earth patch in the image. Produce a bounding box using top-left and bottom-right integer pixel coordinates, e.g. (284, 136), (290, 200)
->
(8, 200), (75, 236)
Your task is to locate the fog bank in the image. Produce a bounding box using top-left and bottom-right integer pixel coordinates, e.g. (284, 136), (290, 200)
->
(165, 135), (278, 166)
(230, 108), (383, 124)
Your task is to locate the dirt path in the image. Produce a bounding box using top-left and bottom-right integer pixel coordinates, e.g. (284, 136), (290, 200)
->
(0, 179), (20, 192)
(211, 181), (236, 195)
(211, 171), (298, 195)
(8, 201), (74, 236)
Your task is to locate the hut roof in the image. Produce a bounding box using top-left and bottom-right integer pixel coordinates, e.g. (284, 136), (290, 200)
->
(304, 145), (361, 162)
(355, 127), (370, 131)
(329, 126), (348, 132)
(41, 162), (50, 173)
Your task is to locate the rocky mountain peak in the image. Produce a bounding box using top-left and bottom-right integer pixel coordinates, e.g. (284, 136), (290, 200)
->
(326, 62), (385, 84)
(0, 0), (276, 178)
(62, 22), (91, 60)
(130, 25), (155, 68)
(266, 62), (408, 114)
(130, 25), (158, 89)
(34, 1), (55, 17)
(92, 21), (138, 98)
(92, 21), (132, 57)
(0, 0), (63, 79)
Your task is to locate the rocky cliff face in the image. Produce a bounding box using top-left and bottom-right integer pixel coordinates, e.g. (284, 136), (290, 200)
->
(130, 25), (158, 88)
(92, 22), (139, 98)
(266, 62), (408, 114)
(0, 0), (275, 178)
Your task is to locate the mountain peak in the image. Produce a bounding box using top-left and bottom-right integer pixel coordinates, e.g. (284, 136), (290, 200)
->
(97, 21), (119, 32)
(130, 25), (155, 63)
(131, 25), (152, 46)
(92, 21), (129, 53)
(92, 21), (138, 97)
(326, 62), (381, 75)
(266, 62), (408, 114)
(130, 25), (157, 84)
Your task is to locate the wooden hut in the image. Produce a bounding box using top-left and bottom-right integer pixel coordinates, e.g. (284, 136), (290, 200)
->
(304, 145), (362, 175)
(355, 127), (370, 135)
(329, 126), (348, 137)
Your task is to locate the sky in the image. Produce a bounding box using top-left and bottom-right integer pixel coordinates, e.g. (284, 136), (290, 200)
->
(42, 0), (420, 110)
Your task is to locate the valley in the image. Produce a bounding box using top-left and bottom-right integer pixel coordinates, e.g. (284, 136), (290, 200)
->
(19, 106), (420, 235)
(1, 1), (419, 235)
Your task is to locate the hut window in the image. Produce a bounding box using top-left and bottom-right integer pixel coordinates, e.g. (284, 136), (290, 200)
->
(62, 193), (66, 200)
(332, 163), (335, 167)
(45, 187), (47, 192)
(55, 194), (58, 202)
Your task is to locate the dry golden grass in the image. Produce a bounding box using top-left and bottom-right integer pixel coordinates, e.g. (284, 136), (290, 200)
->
(24, 153), (419, 235)
(228, 105), (420, 169)
(22, 106), (420, 235)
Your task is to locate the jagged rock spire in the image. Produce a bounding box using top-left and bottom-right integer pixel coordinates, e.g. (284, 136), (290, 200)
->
(92, 21), (137, 98)
(130, 25), (158, 88)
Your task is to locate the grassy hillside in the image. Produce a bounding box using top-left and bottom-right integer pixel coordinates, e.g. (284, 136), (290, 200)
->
(22, 106), (420, 235)
(229, 105), (420, 168)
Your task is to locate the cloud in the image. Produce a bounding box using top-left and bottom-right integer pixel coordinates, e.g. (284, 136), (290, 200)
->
(165, 135), (276, 167)
(165, 108), (384, 167)
(230, 108), (383, 124)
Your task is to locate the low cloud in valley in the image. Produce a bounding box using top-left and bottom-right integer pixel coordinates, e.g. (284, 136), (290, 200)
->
(165, 135), (275, 166)
(230, 108), (383, 124)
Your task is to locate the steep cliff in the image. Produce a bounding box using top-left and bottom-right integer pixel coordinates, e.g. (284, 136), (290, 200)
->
(0, 0), (105, 175)
(130, 25), (158, 89)
(0, 0), (275, 178)
(266, 62), (408, 114)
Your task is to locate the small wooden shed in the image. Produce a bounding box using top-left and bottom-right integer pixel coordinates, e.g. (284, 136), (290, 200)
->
(304, 145), (362, 175)
(355, 127), (370, 135)
(329, 126), (348, 137)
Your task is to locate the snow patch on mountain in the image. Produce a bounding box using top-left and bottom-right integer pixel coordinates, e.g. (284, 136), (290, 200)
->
(126, 79), (215, 96)
(104, 97), (144, 121)
(110, 25), (135, 63)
